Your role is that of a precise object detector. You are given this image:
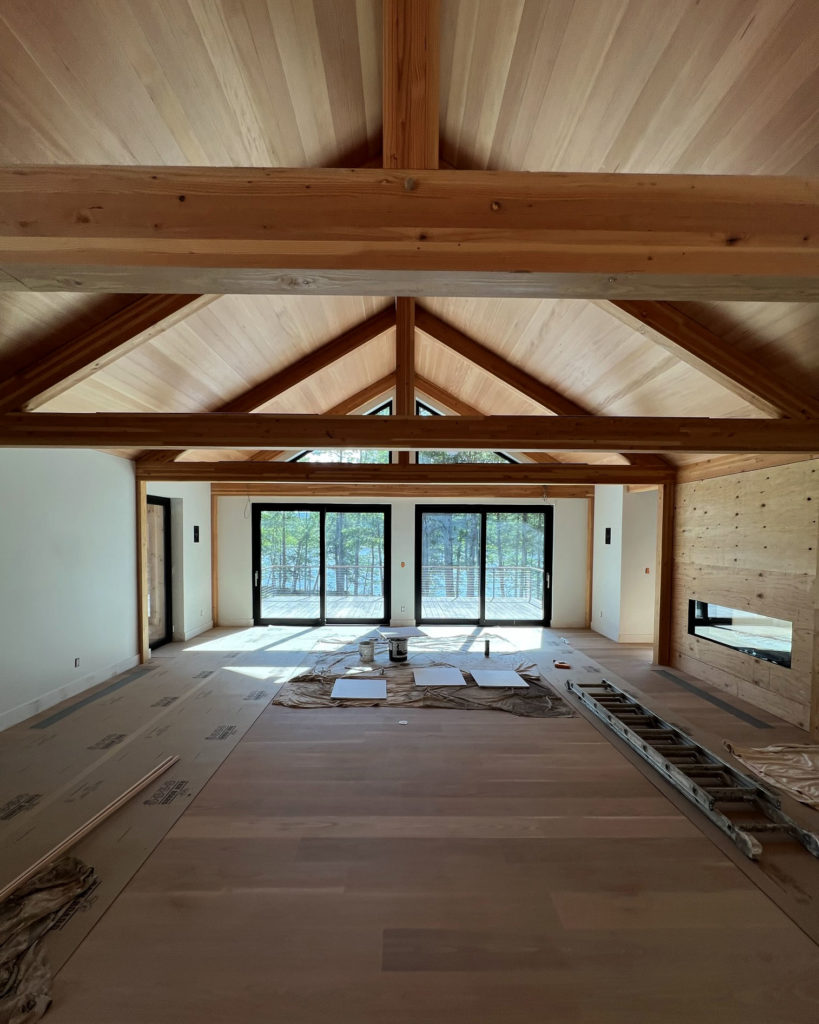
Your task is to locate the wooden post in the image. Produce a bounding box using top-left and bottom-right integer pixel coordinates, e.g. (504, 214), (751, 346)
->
(210, 489), (219, 627)
(136, 478), (150, 663)
(395, 297), (416, 464)
(585, 494), (595, 628)
(653, 481), (675, 665)
(383, 0), (440, 170)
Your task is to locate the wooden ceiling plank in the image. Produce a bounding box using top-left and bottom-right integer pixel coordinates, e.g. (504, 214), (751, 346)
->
(676, 453), (818, 483)
(140, 462), (673, 484)
(600, 300), (819, 420)
(415, 305), (668, 470)
(0, 294), (214, 413)
(2, 167), (817, 300)
(3, 413), (815, 453)
(414, 373), (559, 464)
(138, 305), (395, 464)
(383, 0), (440, 169)
(248, 374), (395, 462)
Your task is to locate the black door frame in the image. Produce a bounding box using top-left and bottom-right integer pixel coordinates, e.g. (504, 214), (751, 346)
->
(146, 495), (173, 649)
(414, 504), (553, 626)
(252, 503), (391, 626)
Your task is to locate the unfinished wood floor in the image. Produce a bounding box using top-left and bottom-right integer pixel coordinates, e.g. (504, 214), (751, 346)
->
(46, 634), (819, 1023)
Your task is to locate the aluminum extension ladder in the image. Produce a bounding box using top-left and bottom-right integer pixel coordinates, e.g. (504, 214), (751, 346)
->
(566, 677), (819, 861)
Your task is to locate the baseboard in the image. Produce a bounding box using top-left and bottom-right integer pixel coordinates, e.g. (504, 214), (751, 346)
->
(617, 633), (654, 644)
(0, 653), (141, 733)
(183, 620), (214, 641)
(390, 618), (416, 627)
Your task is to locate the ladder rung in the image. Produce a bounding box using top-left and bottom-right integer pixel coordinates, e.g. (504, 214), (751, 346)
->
(702, 787), (756, 802)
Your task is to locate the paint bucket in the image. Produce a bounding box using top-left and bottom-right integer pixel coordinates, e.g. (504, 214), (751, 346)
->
(388, 637), (408, 663)
(358, 640), (375, 663)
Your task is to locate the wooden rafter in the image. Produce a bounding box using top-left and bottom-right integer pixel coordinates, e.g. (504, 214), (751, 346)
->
(248, 374), (396, 462)
(3, 413), (814, 453)
(137, 306), (396, 464)
(415, 306), (669, 470)
(1, 167), (816, 300)
(0, 294), (214, 413)
(598, 300), (819, 420)
(414, 374), (559, 464)
(138, 463), (673, 484)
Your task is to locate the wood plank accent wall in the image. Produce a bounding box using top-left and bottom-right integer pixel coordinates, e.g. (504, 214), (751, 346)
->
(671, 461), (819, 732)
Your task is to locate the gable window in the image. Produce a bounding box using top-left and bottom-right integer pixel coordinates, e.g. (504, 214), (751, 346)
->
(415, 399), (517, 464)
(292, 400), (392, 464)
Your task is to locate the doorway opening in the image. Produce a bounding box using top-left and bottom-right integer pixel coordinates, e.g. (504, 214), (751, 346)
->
(415, 505), (553, 626)
(252, 504), (391, 625)
(146, 495), (172, 648)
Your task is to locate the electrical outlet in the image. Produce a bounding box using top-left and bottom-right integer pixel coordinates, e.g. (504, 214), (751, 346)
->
(401, 604), (406, 612)
(74, 657), (80, 668)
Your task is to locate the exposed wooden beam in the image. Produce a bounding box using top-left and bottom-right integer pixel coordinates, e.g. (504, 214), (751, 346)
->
(0, 294), (214, 413)
(653, 482), (675, 666)
(416, 307), (668, 470)
(395, 297), (416, 465)
(600, 300), (819, 419)
(2, 168), (816, 300)
(248, 374), (396, 462)
(383, 0), (439, 169)
(414, 374), (559, 464)
(210, 482), (590, 498)
(3, 413), (815, 453)
(676, 453), (818, 483)
(139, 306), (396, 464)
(138, 463), (673, 484)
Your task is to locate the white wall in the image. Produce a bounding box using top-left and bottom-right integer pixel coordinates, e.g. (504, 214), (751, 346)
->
(145, 481), (213, 641)
(620, 489), (657, 642)
(591, 485), (624, 642)
(592, 485), (657, 643)
(216, 495), (589, 628)
(0, 449), (138, 730)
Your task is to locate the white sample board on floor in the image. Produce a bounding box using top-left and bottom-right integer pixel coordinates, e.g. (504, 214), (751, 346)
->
(471, 670), (529, 688)
(331, 678), (387, 699)
(413, 667), (466, 687)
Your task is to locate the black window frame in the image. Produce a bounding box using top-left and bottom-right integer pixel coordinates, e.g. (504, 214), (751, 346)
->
(290, 400), (394, 464)
(414, 503), (553, 627)
(415, 399), (518, 464)
(252, 502), (391, 626)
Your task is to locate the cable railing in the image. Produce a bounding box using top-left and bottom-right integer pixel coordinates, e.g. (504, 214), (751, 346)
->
(261, 563), (385, 597)
(420, 565), (544, 602)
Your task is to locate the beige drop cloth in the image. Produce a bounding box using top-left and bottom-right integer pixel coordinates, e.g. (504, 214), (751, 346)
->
(273, 664), (573, 719)
(724, 742), (819, 808)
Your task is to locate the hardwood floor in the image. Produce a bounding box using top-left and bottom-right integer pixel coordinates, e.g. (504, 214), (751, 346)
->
(45, 628), (819, 1023)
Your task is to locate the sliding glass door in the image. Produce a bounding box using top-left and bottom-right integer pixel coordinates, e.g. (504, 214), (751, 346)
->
(252, 504), (390, 624)
(416, 505), (552, 625)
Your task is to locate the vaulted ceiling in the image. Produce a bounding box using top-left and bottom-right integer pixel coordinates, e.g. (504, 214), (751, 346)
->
(1, 0), (817, 468)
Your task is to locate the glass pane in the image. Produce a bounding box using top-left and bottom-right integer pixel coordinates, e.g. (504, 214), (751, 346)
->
(485, 511), (545, 620)
(325, 511), (386, 620)
(689, 601), (792, 668)
(259, 509), (321, 619)
(420, 512), (482, 619)
(296, 449), (389, 463)
(417, 450), (513, 464)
